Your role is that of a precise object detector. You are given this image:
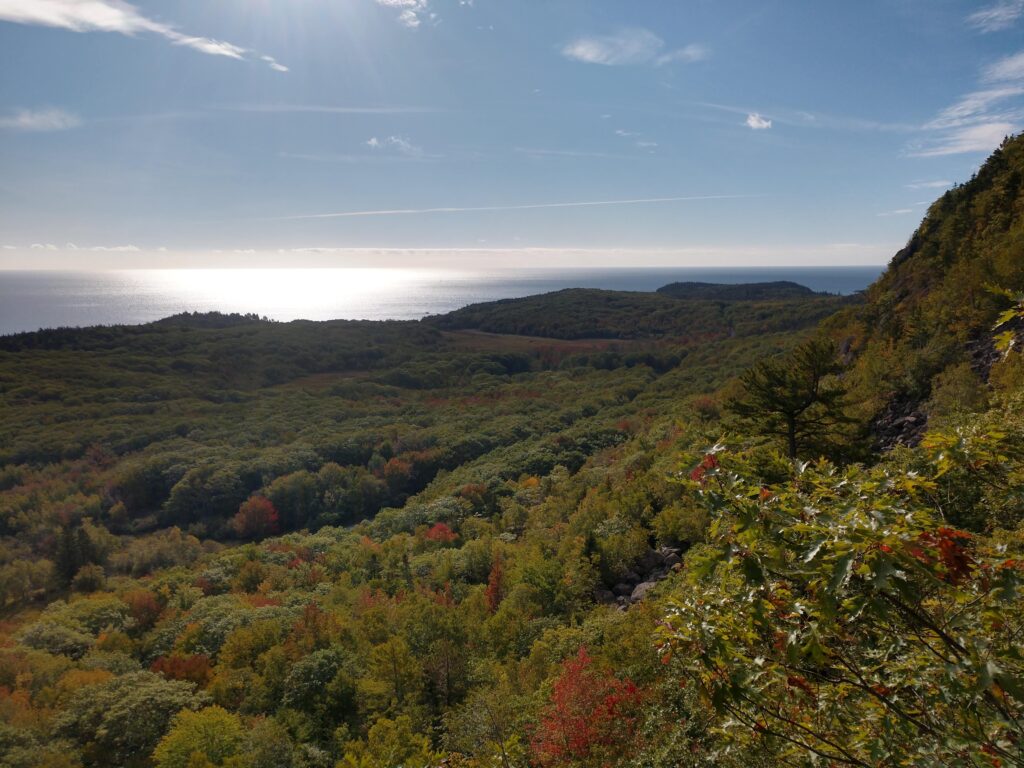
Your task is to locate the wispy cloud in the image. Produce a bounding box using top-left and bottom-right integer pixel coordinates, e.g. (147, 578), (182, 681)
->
(223, 104), (435, 115)
(562, 28), (706, 67)
(0, 0), (286, 71)
(926, 86), (1024, 128)
(281, 151), (439, 164)
(908, 53), (1024, 156)
(969, 0), (1024, 32)
(375, 0), (433, 28)
(905, 180), (952, 189)
(745, 113), (772, 130)
(0, 108), (80, 131)
(877, 209), (914, 217)
(612, 128), (659, 151)
(697, 101), (914, 133)
(514, 147), (638, 160)
(984, 51), (1024, 82)
(366, 135), (426, 157)
(655, 44), (708, 66)
(260, 55), (288, 73)
(911, 122), (1015, 157)
(273, 194), (757, 221)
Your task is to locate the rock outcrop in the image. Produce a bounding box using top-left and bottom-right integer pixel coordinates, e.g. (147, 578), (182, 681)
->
(595, 546), (684, 609)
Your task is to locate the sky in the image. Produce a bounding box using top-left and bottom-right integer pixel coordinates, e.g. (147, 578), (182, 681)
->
(2, 0), (1024, 269)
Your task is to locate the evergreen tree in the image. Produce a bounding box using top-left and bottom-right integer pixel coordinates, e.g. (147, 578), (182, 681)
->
(729, 337), (852, 458)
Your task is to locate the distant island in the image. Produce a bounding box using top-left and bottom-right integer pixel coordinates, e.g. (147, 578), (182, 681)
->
(655, 279), (826, 300)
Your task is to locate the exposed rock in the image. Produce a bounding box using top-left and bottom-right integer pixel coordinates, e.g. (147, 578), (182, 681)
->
(967, 316), (1024, 383)
(612, 583), (634, 598)
(637, 549), (664, 574)
(599, 546), (688, 609)
(872, 394), (927, 451)
(630, 581), (658, 602)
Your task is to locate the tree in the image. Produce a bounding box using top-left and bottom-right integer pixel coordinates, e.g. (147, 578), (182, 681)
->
(231, 496), (280, 540)
(530, 647), (644, 768)
(728, 337), (851, 458)
(658, 439), (1024, 767)
(153, 706), (245, 768)
(340, 715), (437, 768)
(444, 670), (525, 768)
(55, 671), (208, 766)
(485, 555), (506, 614)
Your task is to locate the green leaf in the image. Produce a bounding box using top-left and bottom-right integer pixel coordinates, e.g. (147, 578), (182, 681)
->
(828, 552), (855, 595)
(741, 555), (765, 585)
(994, 672), (1024, 703)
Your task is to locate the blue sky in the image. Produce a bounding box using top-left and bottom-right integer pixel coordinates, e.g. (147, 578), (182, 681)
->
(1, 0), (1024, 268)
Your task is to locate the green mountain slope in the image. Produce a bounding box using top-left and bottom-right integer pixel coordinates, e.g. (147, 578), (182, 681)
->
(828, 134), (1024, 419)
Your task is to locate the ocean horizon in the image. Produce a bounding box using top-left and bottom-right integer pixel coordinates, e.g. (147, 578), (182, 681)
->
(0, 266), (884, 336)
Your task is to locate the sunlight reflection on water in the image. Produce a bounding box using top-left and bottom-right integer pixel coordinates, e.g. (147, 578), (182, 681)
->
(147, 268), (453, 320)
(0, 266), (883, 335)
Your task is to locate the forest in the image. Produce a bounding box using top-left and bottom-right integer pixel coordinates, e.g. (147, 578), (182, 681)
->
(3, 135), (1024, 767)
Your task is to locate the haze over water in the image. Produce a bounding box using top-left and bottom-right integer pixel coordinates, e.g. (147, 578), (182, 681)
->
(0, 267), (882, 336)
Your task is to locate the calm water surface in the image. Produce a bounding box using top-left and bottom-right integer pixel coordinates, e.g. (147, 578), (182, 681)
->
(0, 267), (884, 336)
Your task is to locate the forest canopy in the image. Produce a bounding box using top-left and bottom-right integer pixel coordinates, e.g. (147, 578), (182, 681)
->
(4, 134), (1024, 768)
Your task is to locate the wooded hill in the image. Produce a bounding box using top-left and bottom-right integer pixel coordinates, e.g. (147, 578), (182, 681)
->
(2, 136), (1024, 768)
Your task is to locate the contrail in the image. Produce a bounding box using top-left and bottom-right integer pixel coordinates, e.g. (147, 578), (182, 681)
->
(273, 194), (757, 221)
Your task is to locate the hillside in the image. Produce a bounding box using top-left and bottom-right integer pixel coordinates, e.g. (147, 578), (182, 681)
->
(656, 279), (823, 300)
(427, 285), (851, 339)
(826, 134), (1024, 436)
(3, 137), (1024, 768)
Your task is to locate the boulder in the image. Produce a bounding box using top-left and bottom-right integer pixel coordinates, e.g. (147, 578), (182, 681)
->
(630, 581), (658, 602)
(637, 549), (664, 574)
(613, 582), (634, 597)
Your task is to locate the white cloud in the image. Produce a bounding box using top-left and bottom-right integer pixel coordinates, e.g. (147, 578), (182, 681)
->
(655, 44), (708, 66)
(927, 87), (1024, 128)
(911, 56), (1024, 156)
(698, 101), (915, 133)
(969, 0), (1024, 32)
(260, 55), (289, 73)
(0, 108), (80, 131)
(635, 140), (658, 149)
(88, 244), (140, 252)
(911, 122), (1015, 157)
(877, 209), (914, 217)
(562, 28), (705, 67)
(375, 0), (430, 28)
(0, 0), (286, 70)
(170, 36), (245, 59)
(905, 180), (952, 189)
(366, 135), (424, 156)
(745, 113), (772, 130)
(274, 193), (758, 221)
(984, 51), (1024, 82)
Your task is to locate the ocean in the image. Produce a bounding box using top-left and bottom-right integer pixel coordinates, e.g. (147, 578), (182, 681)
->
(0, 266), (884, 336)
